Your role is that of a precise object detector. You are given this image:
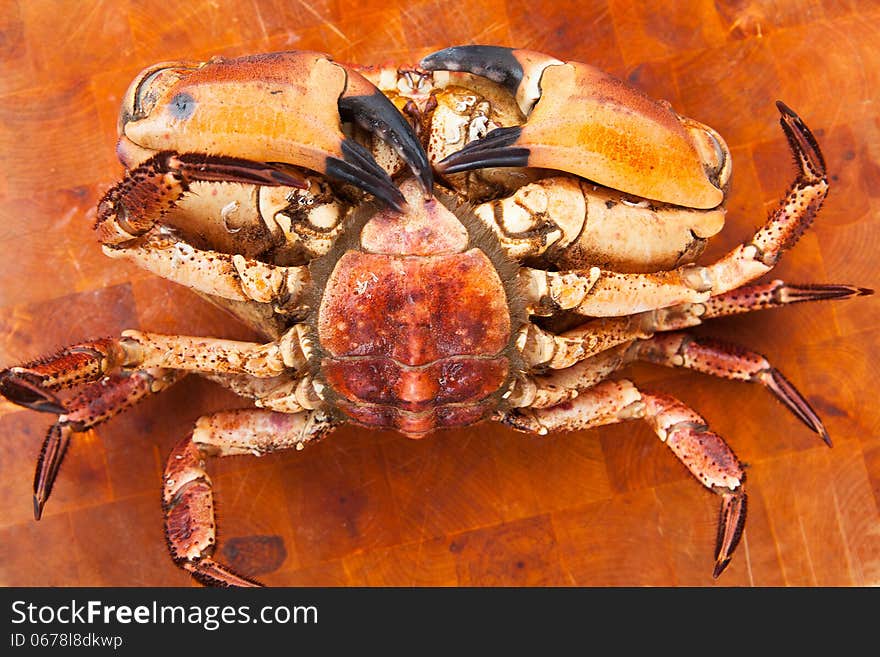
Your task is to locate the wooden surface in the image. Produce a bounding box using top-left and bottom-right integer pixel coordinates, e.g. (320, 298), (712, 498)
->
(1, 0), (879, 587)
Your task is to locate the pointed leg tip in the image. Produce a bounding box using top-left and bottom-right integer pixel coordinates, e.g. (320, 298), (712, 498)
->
(774, 101), (825, 173)
(764, 368), (830, 445)
(185, 559), (264, 588)
(33, 495), (44, 521)
(822, 284), (873, 300)
(712, 557), (732, 579)
(821, 284), (873, 300)
(714, 492), (747, 580)
(775, 100), (797, 117)
(32, 423), (72, 521)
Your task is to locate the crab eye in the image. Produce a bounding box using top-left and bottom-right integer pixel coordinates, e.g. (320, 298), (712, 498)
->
(169, 92), (196, 120)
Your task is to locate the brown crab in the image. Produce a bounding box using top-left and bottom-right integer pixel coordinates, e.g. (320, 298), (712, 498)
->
(0, 46), (870, 586)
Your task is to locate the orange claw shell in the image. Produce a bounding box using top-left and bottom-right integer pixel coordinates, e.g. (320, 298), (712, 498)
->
(119, 51), (432, 209)
(422, 46), (730, 209)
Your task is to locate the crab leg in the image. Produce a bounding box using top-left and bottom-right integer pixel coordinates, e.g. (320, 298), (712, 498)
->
(5, 369), (184, 519)
(497, 379), (746, 577)
(102, 231), (310, 313)
(699, 280), (871, 322)
(0, 338), (147, 405)
(0, 327), (308, 407)
(119, 329), (309, 376)
(518, 320), (640, 370)
(163, 408), (338, 587)
(520, 103), (828, 317)
(515, 325), (826, 438)
(514, 280), (866, 435)
(626, 333), (830, 445)
(509, 343), (631, 408)
(519, 280), (870, 368)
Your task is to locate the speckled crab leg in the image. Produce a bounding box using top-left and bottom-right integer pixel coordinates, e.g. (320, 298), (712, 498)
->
(698, 280), (872, 322)
(521, 103), (828, 317)
(163, 408), (338, 587)
(518, 280), (871, 370)
(497, 379), (747, 578)
(515, 331), (830, 447)
(509, 343), (632, 409)
(0, 326), (308, 410)
(626, 333), (831, 445)
(3, 369), (184, 520)
(102, 230), (310, 313)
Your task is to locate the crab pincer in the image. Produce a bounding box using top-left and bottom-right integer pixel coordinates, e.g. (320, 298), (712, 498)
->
(421, 45), (729, 209)
(117, 51), (431, 210)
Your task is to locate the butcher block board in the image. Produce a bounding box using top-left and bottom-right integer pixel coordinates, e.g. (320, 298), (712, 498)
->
(0, 0), (878, 587)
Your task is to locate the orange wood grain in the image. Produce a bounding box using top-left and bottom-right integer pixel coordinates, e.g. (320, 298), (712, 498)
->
(0, 0), (878, 587)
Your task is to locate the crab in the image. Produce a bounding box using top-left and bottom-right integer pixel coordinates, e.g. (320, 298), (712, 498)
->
(0, 46), (870, 587)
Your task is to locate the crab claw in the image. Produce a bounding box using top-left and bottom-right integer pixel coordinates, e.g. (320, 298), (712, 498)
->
(118, 51), (431, 210)
(422, 45), (730, 209)
(337, 72), (433, 196)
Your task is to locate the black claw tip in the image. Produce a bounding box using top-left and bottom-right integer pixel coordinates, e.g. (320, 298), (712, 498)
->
(436, 125), (528, 174)
(338, 91), (432, 194)
(326, 140), (406, 211)
(421, 45), (525, 98)
(33, 495), (43, 521)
